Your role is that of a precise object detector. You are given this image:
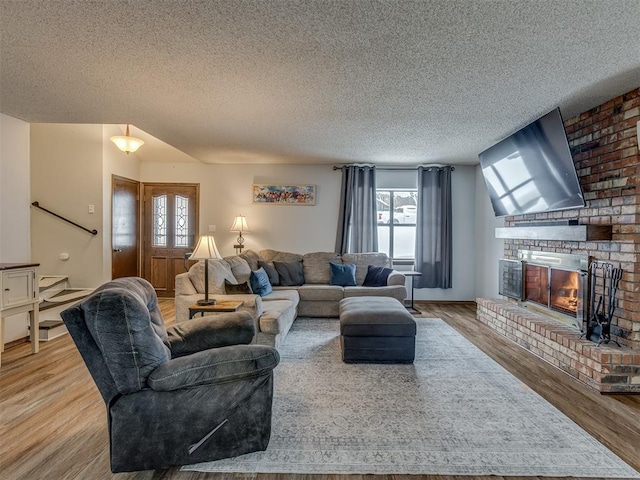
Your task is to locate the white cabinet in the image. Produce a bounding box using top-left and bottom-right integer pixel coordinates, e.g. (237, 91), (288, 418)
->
(0, 263), (40, 366)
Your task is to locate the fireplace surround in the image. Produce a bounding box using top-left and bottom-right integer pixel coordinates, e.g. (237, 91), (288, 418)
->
(499, 250), (588, 331)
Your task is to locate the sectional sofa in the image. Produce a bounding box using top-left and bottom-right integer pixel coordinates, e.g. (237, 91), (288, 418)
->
(175, 249), (407, 348)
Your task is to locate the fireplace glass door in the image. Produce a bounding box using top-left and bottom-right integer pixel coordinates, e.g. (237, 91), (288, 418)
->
(525, 264), (548, 307)
(549, 268), (579, 316)
(524, 264), (580, 318)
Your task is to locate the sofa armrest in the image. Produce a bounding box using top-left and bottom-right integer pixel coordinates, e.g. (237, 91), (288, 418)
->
(387, 270), (406, 286)
(167, 311), (255, 358)
(148, 345), (280, 391)
(175, 272), (197, 295)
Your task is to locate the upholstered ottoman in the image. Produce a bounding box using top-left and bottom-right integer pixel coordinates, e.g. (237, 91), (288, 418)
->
(339, 296), (416, 363)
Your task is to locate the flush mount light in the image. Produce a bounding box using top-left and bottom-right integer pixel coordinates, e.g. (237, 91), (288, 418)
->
(110, 124), (144, 154)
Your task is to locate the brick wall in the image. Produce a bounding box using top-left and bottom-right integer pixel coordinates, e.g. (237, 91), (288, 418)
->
(503, 87), (640, 348)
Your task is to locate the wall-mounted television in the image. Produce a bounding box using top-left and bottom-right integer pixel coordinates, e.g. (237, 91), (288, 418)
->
(478, 108), (585, 217)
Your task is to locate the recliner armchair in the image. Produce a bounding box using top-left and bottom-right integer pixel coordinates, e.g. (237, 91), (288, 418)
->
(61, 277), (280, 473)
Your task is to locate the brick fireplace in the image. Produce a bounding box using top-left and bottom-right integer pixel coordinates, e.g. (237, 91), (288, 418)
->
(478, 87), (640, 393)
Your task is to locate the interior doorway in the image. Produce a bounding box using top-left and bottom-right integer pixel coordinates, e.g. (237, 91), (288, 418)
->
(111, 175), (140, 279)
(142, 183), (199, 297)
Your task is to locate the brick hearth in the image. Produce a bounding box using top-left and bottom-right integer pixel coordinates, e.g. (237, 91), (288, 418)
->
(477, 298), (640, 393)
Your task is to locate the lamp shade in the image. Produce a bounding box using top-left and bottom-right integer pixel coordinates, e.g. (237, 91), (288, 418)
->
(110, 124), (144, 154)
(230, 215), (250, 232)
(189, 235), (223, 260)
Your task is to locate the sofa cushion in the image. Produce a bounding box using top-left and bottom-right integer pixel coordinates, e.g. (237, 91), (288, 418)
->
(298, 284), (344, 302)
(260, 249), (303, 264)
(303, 252), (341, 284)
(344, 285), (406, 301)
(239, 249), (262, 271)
(262, 289), (300, 306)
(224, 279), (253, 295)
(330, 262), (357, 286)
(250, 268), (273, 297)
(274, 260), (305, 286)
(363, 265), (394, 287)
(188, 259), (237, 295)
(224, 255), (252, 284)
(258, 261), (280, 286)
(342, 252), (392, 285)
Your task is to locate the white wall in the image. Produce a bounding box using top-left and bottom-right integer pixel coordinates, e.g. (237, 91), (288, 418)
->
(140, 163), (341, 256)
(0, 114), (32, 342)
(30, 124), (105, 287)
(474, 164), (504, 299)
(413, 165), (477, 301)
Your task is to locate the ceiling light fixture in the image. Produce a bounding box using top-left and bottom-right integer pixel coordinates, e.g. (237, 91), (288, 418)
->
(110, 124), (144, 154)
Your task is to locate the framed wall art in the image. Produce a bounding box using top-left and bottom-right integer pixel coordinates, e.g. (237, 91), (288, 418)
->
(252, 184), (316, 205)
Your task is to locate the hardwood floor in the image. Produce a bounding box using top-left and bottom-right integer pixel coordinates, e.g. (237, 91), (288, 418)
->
(0, 300), (638, 480)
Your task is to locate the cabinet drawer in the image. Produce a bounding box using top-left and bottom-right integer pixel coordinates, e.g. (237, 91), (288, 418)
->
(2, 269), (36, 309)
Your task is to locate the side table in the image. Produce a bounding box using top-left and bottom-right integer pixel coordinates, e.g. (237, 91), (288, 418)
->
(188, 301), (243, 319)
(403, 270), (422, 314)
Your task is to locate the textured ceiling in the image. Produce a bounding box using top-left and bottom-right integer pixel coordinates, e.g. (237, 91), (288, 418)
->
(1, 0), (639, 165)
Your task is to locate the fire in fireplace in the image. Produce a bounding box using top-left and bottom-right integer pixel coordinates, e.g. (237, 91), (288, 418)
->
(499, 250), (588, 330)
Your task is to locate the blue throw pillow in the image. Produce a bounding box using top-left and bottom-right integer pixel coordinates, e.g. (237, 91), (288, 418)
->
(330, 262), (357, 286)
(363, 265), (393, 287)
(250, 268), (273, 296)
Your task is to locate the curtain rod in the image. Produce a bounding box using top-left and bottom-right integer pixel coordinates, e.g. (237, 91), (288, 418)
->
(332, 165), (455, 171)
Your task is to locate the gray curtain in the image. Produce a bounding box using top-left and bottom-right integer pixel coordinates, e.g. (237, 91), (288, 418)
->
(335, 165), (378, 254)
(415, 166), (453, 288)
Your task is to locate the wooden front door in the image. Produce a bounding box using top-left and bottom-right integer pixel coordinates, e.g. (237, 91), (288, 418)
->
(112, 175), (140, 279)
(142, 183), (199, 297)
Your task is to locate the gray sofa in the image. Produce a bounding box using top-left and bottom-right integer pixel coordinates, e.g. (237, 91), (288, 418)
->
(175, 249), (407, 348)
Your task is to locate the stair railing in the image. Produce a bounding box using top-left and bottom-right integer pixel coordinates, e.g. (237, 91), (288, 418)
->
(31, 201), (98, 236)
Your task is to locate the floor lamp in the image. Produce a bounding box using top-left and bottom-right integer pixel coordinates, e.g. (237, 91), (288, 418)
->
(189, 234), (222, 305)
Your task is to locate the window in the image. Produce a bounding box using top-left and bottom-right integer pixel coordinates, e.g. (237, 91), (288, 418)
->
(376, 189), (417, 261)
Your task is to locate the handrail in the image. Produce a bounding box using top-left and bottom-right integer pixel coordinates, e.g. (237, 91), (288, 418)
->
(31, 201), (98, 236)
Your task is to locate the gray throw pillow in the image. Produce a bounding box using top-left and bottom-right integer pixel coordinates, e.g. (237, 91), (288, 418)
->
(258, 260), (280, 286)
(274, 260), (305, 286)
(224, 279), (253, 294)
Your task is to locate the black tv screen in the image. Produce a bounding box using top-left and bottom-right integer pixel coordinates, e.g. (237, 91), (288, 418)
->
(478, 108), (585, 217)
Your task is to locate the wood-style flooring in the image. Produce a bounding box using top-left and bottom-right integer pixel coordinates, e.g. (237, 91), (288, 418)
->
(0, 301), (638, 480)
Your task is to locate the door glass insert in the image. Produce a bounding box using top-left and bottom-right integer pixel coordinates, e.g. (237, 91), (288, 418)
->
(153, 195), (167, 247)
(174, 195), (189, 247)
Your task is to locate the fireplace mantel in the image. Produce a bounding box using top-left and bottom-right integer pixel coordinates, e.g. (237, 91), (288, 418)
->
(495, 225), (612, 241)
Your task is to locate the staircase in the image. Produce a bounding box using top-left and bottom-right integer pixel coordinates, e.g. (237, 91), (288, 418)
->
(38, 276), (93, 341)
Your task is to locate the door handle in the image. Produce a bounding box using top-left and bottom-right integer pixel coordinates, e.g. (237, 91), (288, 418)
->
(113, 248), (122, 253)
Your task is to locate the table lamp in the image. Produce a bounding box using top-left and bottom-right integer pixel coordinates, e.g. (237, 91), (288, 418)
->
(189, 234), (222, 305)
(230, 215), (250, 254)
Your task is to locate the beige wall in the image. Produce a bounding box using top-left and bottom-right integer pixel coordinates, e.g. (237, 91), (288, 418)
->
(140, 162), (341, 256)
(30, 124), (105, 287)
(0, 114), (32, 342)
(102, 124), (141, 281)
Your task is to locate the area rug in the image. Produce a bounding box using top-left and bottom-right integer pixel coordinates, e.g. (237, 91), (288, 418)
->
(183, 318), (640, 477)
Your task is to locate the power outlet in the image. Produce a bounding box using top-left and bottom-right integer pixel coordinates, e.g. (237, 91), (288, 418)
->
(88, 204), (95, 214)
(208, 225), (216, 232)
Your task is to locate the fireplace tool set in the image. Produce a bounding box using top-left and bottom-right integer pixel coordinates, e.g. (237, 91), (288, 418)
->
(586, 261), (623, 346)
